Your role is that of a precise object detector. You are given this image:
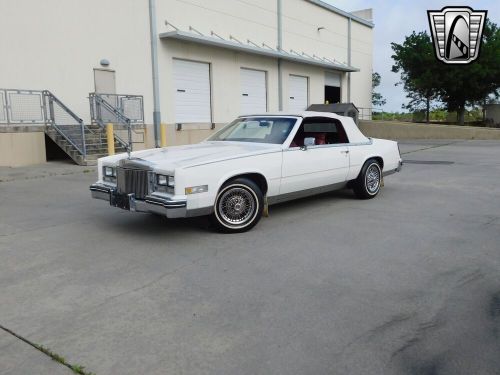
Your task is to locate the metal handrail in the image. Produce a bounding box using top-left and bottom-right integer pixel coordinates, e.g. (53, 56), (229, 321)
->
(91, 94), (132, 155)
(43, 90), (87, 159)
(89, 92), (144, 123)
(43, 91), (83, 124)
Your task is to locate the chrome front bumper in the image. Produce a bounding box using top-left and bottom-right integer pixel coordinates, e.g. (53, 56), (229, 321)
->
(90, 183), (187, 218)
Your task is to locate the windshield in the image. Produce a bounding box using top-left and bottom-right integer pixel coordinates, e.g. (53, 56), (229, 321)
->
(208, 117), (297, 144)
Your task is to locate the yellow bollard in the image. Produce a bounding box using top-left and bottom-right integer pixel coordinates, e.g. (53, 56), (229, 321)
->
(160, 123), (167, 147)
(106, 123), (115, 155)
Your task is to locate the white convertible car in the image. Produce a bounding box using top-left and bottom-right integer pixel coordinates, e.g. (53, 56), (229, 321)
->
(90, 112), (402, 232)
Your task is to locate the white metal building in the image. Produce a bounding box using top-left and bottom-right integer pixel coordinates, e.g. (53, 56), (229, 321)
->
(0, 0), (373, 166)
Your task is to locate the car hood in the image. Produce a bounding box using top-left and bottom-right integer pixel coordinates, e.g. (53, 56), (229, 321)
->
(119, 141), (282, 171)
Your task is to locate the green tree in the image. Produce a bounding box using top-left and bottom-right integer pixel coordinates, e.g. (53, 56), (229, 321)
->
(391, 20), (500, 125)
(372, 72), (386, 107)
(391, 31), (438, 123)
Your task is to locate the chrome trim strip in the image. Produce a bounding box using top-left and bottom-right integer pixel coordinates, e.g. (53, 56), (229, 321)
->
(382, 160), (403, 177)
(382, 170), (396, 177)
(267, 181), (347, 205)
(285, 140), (372, 151)
(89, 185), (112, 194)
(144, 195), (187, 208)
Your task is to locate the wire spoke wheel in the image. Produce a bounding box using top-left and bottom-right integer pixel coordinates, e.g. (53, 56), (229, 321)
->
(212, 178), (264, 233)
(365, 164), (381, 194)
(353, 159), (382, 200)
(219, 187), (255, 225)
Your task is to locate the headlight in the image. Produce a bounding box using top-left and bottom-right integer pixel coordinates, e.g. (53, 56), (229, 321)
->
(104, 166), (115, 177)
(103, 166), (116, 182)
(157, 174), (168, 186)
(168, 176), (175, 187)
(157, 174), (175, 187)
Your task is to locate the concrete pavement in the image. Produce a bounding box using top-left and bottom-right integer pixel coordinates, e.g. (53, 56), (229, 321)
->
(0, 329), (73, 375)
(1, 140), (499, 374)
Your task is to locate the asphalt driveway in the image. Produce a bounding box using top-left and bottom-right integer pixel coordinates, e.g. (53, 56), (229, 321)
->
(1, 140), (499, 375)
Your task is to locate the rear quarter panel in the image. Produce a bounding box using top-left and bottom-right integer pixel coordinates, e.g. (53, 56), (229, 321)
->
(347, 138), (401, 180)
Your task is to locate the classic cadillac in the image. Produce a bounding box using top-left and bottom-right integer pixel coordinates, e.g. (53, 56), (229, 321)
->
(90, 112), (402, 232)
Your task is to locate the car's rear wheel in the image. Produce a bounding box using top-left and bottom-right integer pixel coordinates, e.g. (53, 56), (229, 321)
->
(210, 178), (263, 233)
(353, 159), (382, 199)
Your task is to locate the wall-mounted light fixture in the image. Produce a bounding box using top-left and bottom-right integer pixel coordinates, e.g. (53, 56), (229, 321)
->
(100, 59), (110, 67)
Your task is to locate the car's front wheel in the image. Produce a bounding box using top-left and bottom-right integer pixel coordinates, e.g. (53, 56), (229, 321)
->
(353, 159), (382, 199)
(210, 178), (263, 233)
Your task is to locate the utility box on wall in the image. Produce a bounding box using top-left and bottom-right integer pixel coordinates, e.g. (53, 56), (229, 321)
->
(307, 103), (359, 125)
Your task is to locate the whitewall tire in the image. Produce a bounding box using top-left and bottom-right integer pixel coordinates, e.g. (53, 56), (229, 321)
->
(353, 159), (382, 199)
(210, 178), (264, 233)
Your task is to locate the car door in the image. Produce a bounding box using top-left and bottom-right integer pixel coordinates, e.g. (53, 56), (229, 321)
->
(280, 117), (350, 195)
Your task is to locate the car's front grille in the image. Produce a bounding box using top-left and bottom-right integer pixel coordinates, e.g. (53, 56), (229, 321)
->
(116, 167), (149, 199)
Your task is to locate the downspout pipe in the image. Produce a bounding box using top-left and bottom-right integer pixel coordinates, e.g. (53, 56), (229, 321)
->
(347, 17), (352, 103)
(277, 0), (283, 111)
(149, 0), (161, 148)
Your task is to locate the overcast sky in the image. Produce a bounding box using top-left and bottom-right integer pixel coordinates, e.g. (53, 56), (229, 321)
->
(325, 1), (500, 112)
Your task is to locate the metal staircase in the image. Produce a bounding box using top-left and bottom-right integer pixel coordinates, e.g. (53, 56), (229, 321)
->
(44, 123), (128, 165)
(0, 89), (137, 166)
(43, 91), (128, 165)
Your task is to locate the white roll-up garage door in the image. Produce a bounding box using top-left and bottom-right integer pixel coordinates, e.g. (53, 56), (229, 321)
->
(173, 59), (211, 123)
(325, 72), (341, 87)
(288, 75), (308, 113)
(240, 68), (267, 115)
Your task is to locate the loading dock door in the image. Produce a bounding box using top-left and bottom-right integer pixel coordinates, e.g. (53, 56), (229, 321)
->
(173, 59), (211, 123)
(288, 75), (308, 113)
(240, 68), (267, 115)
(325, 72), (341, 104)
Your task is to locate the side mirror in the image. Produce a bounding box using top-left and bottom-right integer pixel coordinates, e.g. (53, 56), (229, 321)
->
(301, 137), (315, 150)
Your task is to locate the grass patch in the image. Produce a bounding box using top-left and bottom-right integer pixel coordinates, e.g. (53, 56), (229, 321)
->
(36, 344), (95, 374)
(0, 324), (95, 375)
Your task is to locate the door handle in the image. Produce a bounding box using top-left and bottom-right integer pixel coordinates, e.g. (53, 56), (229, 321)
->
(341, 150), (349, 154)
